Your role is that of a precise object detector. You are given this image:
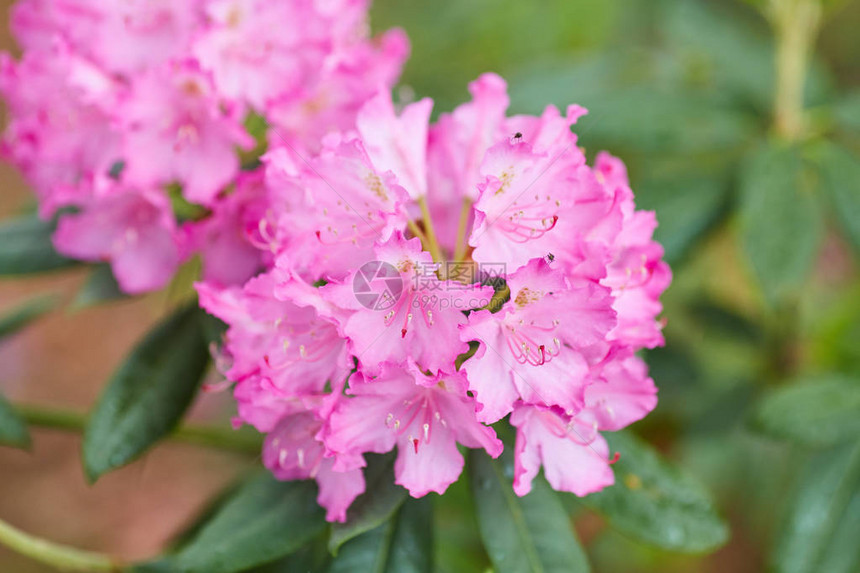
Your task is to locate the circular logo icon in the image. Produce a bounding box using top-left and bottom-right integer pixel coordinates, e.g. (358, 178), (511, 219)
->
(353, 260), (403, 311)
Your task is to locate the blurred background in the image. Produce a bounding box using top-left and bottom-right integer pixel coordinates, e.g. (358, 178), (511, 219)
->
(2, 0), (860, 571)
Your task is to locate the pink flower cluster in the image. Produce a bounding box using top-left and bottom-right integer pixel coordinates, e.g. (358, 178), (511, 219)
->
(198, 74), (670, 522)
(1, 0), (407, 292)
(1, 0), (668, 522)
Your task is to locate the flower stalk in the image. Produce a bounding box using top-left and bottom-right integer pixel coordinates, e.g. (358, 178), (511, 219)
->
(17, 404), (263, 455)
(769, 0), (822, 141)
(0, 517), (120, 572)
(453, 197), (474, 263)
(417, 196), (445, 263)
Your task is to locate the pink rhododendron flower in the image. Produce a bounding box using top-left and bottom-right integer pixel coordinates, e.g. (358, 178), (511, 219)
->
(197, 273), (351, 412)
(1, 0), (407, 297)
(11, 0), (204, 74)
(320, 234), (494, 375)
(193, 0), (328, 110)
(459, 258), (616, 423)
(120, 61), (253, 205)
(0, 43), (122, 212)
(324, 365), (503, 497)
(197, 74), (669, 520)
(53, 184), (181, 293)
(510, 404), (615, 497)
(263, 410), (365, 522)
(183, 171), (268, 287)
(265, 28), (410, 152)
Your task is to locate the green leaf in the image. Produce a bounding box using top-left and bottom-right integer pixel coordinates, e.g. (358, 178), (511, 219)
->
(509, 58), (755, 155)
(82, 304), (210, 481)
(834, 90), (860, 133)
(72, 264), (127, 309)
(578, 88), (753, 154)
(372, 0), (617, 112)
(813, 142), (860, 256)
(772, 442), (860, 573)
(0, 214), (77, 275)
(328, 498), (433, 573)
(663, 0), (831, 112)
(198, 311), (228, 350)
(166, 184), (210, 223)
(0, 295), (57, 340)
(686, 300), (763, 345)
(813, 485), (860, 573)
(663, 0), (775, 111)
(469, 450), (590, 573)
(167, 477), (248, 552)
(739, 144), (823, 303)
(433, 469), (490, 573)
(636, 174), (728, 264)
(329, 453), (408, 553)
(581, 432), (729, 553)
(0, 393), (31, 449)
(136, 474), (327, 573)
(752, 374), (860, 447)
(247, 535), (330, 573)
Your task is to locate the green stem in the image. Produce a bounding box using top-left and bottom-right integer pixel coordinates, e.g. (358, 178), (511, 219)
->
(417, 196), (445, 264)
(0, 517), (120, 572)
(453, 198), (474, 263)
(17, 404), (262, 455)
(768, 0), (822, 141)
(758, 0), (821, 383)
(762, 298), (801, 384)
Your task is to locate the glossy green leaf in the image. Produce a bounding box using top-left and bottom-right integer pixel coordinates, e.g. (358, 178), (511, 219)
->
(469, 450), (590, 573)
(82, 304), (210, 481)
(136, 474), (326, 573)
(328, 498), (433, 573)
(167, 477), (248, 552)
(752, 374), (860, 446)
(198, 311), (228, 350)
(433, 468), (490, 573)
(72, 264), (126, 309)
(0, 295), (57, 340)
(739, 144), (823, 303)
(772, 442), (860, 573)
(814, 142), (860, 255)
(0, 214), (77, 275)
(581, 432), (729, 552)
(329, 453), (408, 552)
(0, 393), (31, 449)
(247, 535), (329, 573)
(636, 174), (728, 264)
